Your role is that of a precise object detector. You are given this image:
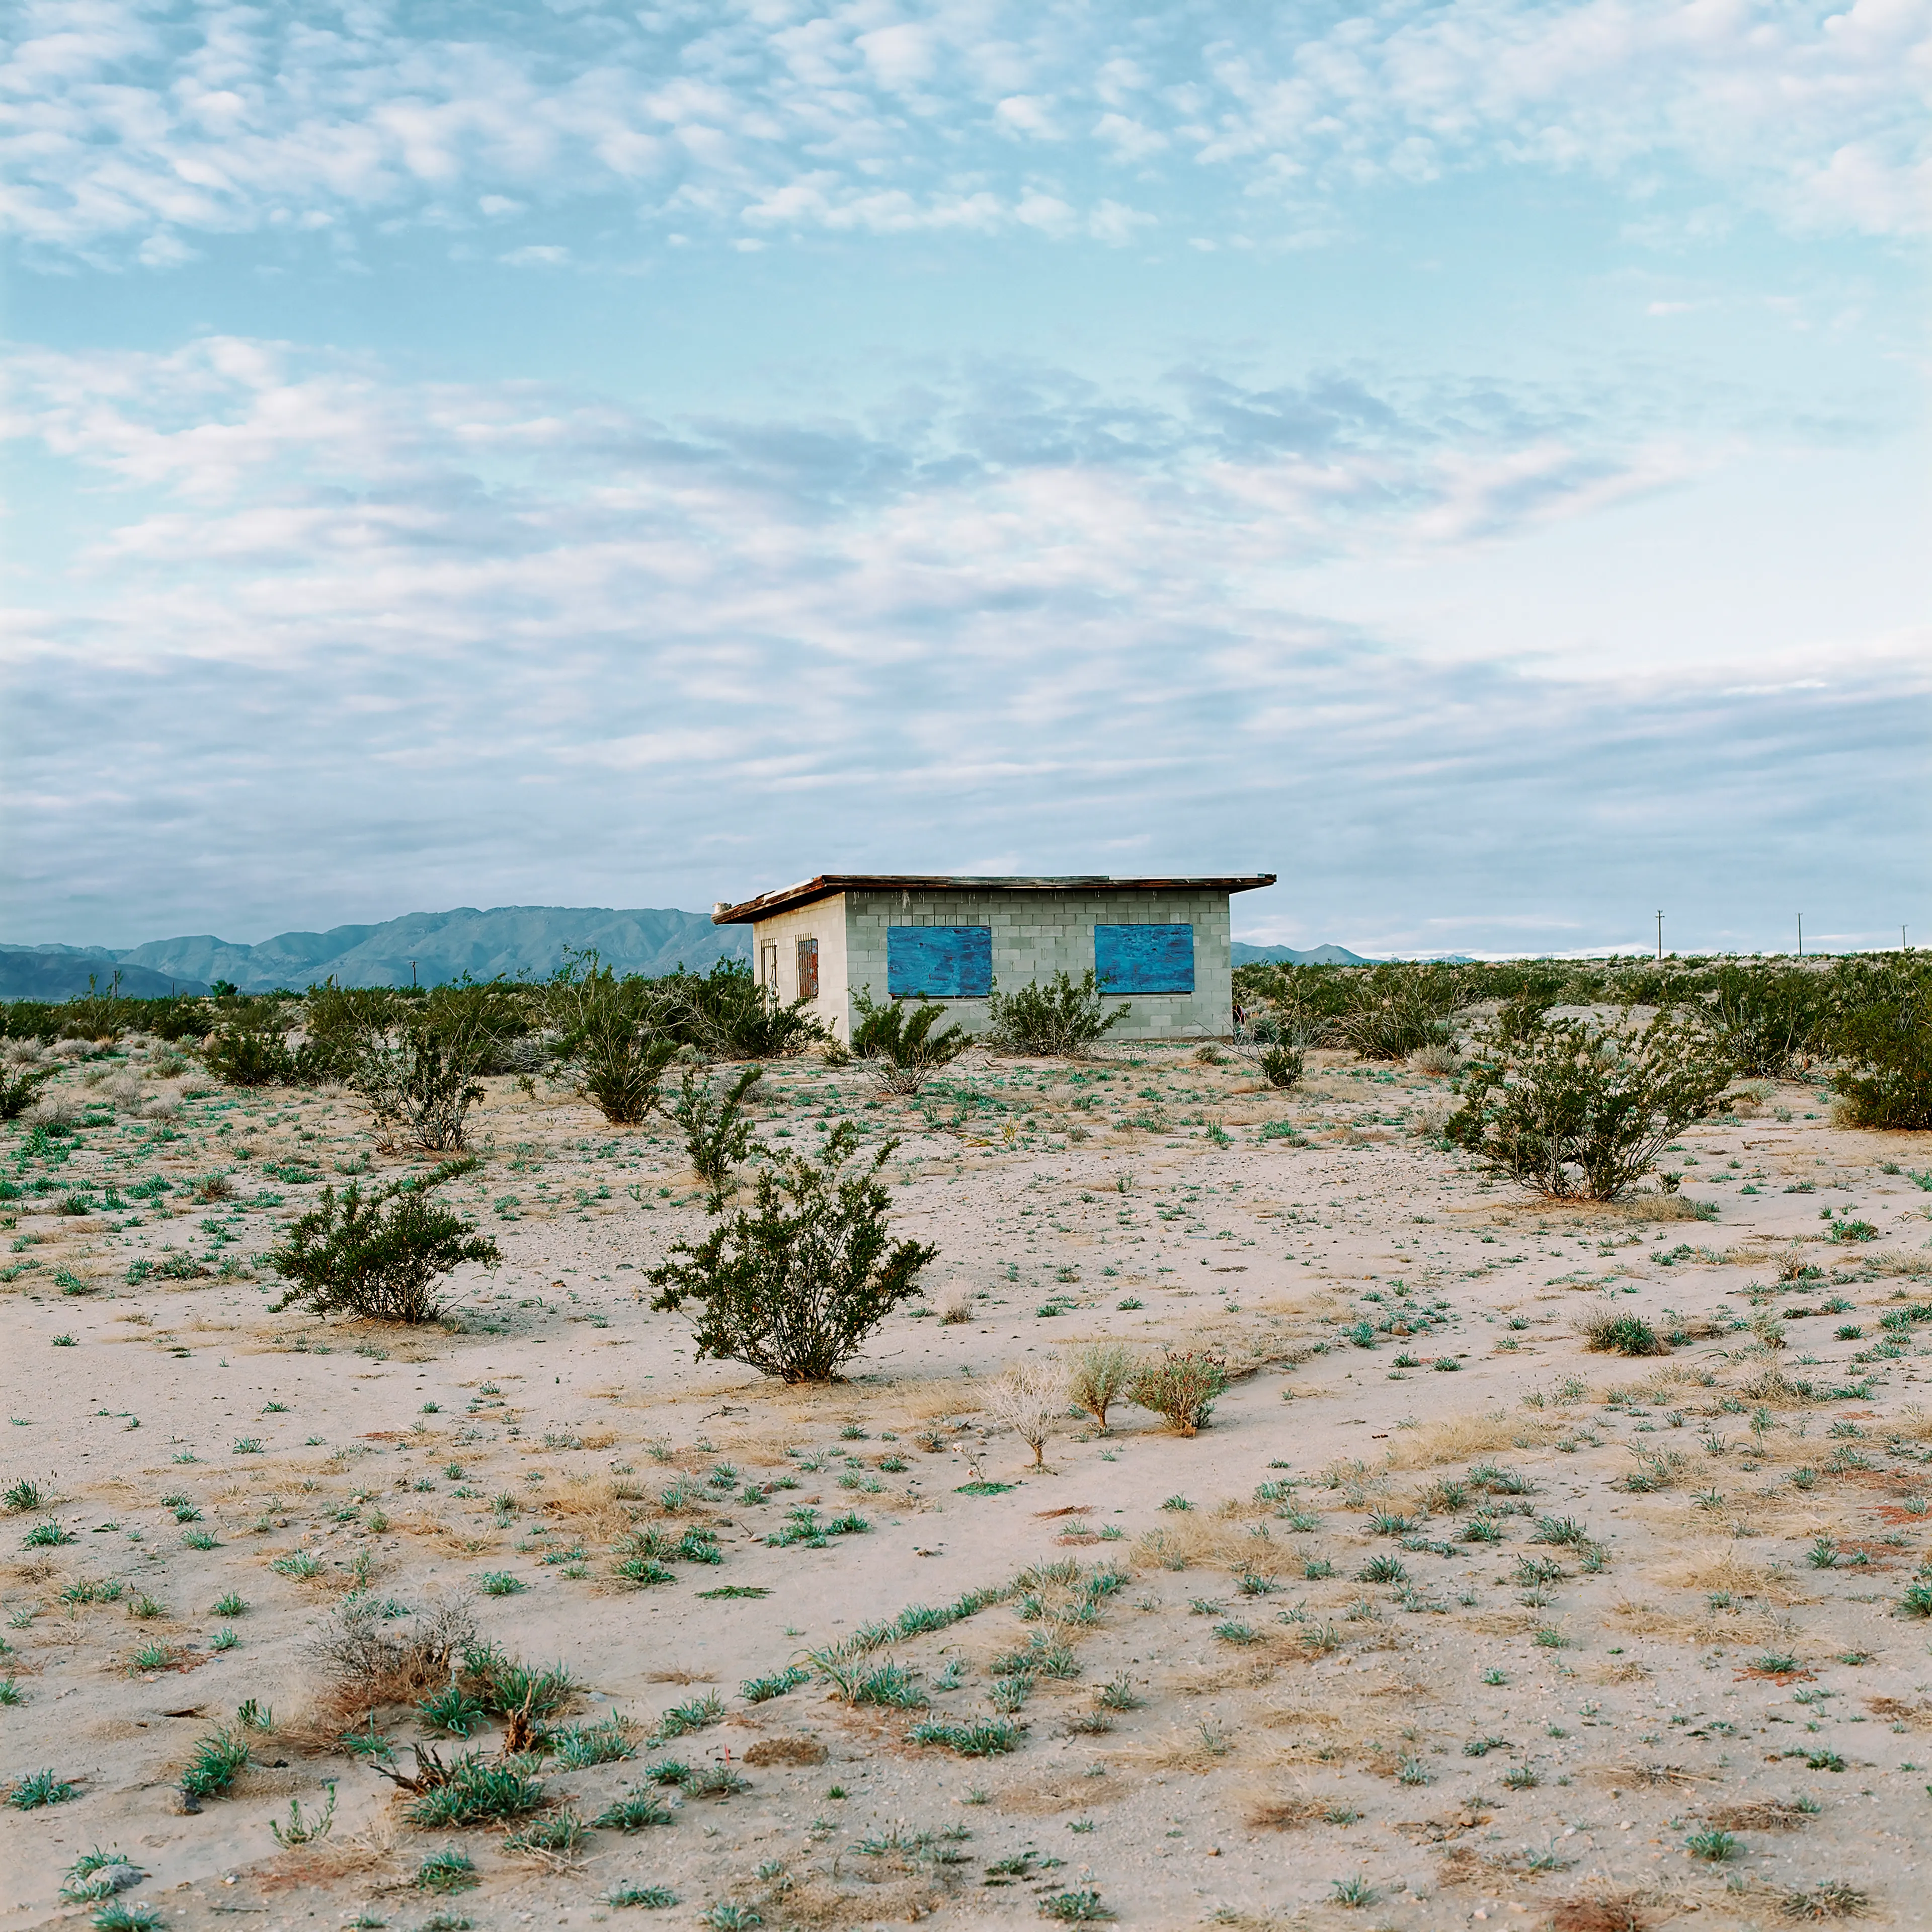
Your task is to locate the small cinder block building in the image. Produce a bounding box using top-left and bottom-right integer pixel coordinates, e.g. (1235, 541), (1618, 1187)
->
(711, 873), (1274, 1043)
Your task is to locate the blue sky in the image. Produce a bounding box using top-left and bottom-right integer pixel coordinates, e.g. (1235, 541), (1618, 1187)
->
(3, 0), (1926, 956)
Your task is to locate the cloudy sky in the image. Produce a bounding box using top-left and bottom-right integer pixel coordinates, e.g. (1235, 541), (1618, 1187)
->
(3, 0), (1926, 957)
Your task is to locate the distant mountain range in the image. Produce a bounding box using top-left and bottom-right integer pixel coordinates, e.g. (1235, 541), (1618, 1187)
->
(1230, 942), (1371, 966)
(3, 911), (1396, 1002)
(0, 905), (750, 1000)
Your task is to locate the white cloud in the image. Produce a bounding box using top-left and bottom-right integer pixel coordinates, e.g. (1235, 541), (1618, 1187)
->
(3, 0), (1925, 265)
(3, 334), (1922, 949)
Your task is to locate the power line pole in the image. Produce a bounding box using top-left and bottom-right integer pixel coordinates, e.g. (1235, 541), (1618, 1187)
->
(1797, 914), (1803, 958)
(1655, 910), (1664, 962)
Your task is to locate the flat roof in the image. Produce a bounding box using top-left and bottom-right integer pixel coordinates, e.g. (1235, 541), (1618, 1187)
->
(712, 873), (1276, 925)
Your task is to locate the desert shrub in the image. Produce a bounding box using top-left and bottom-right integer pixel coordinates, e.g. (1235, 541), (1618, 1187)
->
(203, 1024), (297, 1087)
(0, 1064), (55, 1120)
(582, 1023), (674, 1123)
(649, 1121), (936, 1383)
(1446, 1010), (1732, 1200)
(419, 977), (534, 1073)
(350, 1026), (487, 1152)
(849, 989), (971, 1095)
(985, 971), (1128, 1057)
(1258, 1046), (1303, 1089)
(666, 958), (824, 1061)
(59, 975), (136, 1044)
(671, 1064), (763, 1204)
(1709, 961), (1829, 1078)
(1829, 955), (1932, 1131)
(1064, 1341), (1136, 1430)
(144, 996), (218, 1043)
(539, 953), (674, 1122)
(306, 1597), (480, 1735)
(266, 1159), (500, 1324)
(1128, 1351), (1230, 1435)
(1330, 964), (1470, 1060)
(573, 1013), (675, 1125)
(986, 1360), (1068, 1467)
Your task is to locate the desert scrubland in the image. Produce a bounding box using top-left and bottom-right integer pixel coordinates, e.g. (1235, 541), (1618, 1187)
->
(3, 1011), (1930, 1932)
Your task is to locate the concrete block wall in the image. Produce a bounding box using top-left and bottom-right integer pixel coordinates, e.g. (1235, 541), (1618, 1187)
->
(834, 887), (1233, 1041)
(749, 896), (850, 1041)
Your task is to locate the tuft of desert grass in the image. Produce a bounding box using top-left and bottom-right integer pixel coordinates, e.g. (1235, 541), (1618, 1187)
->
(742, 1735), (827, 1766)
(1611, 1597), (1788, 1648)
(1653, 1549), (1811, 1605)
(1385, 1413), (1555, 1468)
(1701, 1799), (1815, 1831)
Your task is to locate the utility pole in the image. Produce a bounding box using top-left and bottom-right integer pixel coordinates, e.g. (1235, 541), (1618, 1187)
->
(410, 960), (418, 989)
(1797, 915), (1803, 958)
(1655, 910), (1664, 962)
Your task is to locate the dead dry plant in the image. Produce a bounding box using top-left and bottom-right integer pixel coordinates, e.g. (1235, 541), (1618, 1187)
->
(287, 1595), (477, 1749)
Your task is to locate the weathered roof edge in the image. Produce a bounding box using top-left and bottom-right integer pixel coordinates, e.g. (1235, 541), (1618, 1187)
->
(711, 873), (1276, 925)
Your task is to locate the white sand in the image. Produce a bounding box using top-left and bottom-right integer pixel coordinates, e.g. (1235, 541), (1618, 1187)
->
(2, 1044), (1928, 1929)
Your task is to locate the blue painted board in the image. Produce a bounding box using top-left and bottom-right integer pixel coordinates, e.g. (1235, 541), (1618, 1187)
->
(1095, 924), (1193, 994)
(887, 925), (992, 998)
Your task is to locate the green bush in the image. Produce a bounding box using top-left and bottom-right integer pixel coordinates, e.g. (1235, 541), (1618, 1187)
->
(671, 1064), (763, 1205)
(666, 958), (824, 1061)
(649, 1121), (936, 1383)
(1330, 964), (1470, 1061)
(266, 1159), (500, 1324)
(204, 1024), (298, 1087)
(1708, 961), (1829, 1077)
(0, 1064), (55, 1120)
(1446, 1011), (1732, 1199)
(573, 1012), (676, 1126)
(849, 990), (971, 1095)
(1830, 955), (1932, 1130)
(145, 996), (219, 1043)
(350, 1027), (487, 1152)
(1258, 1045), (1303, 1090)
(543, 953), (674, 1123)
(984, 971), (1127, 1057)
(299, 982), (401, 1082)
(1127, 1351), (1230, 1436)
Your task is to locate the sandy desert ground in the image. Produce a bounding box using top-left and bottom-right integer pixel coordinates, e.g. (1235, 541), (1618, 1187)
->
(3, 1035), (1931, 1932)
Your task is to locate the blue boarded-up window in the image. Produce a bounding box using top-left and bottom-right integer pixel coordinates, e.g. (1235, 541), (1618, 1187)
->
(887, 926), (993, 999)
(1095, 924), (1193, 995)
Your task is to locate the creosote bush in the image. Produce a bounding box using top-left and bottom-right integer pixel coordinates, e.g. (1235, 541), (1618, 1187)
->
(1129, 1351), (1230, 1435)
(1330, 963), (1470, 1060)
(1446, 1010), (1732, 1200)
(0, 1063), (57, 1120)
(1709, 961), (1829, 1078)
(984, 971), (1127, 1057)
(1830, 954), (1932, 1131)
(649, 1121), (936, 1382)
(203, 1024), (299, 1088)
(351, 1027), (488, 1153)
(849, 989), (972, 1095)
(671, 1063), (763, 1205)
(267, 1160), (499, 1324)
